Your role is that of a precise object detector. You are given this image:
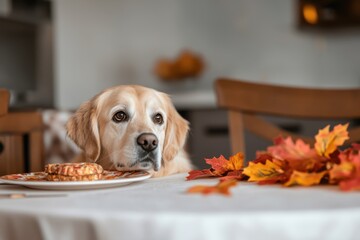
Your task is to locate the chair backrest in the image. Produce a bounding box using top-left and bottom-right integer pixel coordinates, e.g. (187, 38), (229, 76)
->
(0, 89), (9, 117)
(215, 78), (360, 156)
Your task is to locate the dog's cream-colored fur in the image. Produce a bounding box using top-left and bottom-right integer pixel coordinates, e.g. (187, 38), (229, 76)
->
(66, 85), (192, 177)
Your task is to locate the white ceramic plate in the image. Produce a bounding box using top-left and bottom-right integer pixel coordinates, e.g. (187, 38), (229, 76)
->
(0, 171), (151, 190)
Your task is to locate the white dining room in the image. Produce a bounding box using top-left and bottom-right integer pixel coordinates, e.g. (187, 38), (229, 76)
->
(1, 0), (360, 239)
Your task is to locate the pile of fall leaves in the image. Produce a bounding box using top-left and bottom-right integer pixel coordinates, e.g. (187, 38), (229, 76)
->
(186, 123), (360, 196)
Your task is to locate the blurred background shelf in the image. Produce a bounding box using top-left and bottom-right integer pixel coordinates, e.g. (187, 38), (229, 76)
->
(171, 90), (216, 110)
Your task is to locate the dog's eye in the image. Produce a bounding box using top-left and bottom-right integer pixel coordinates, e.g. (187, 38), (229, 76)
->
(112, 111), (128, 123)
(153, 113), (163, 125)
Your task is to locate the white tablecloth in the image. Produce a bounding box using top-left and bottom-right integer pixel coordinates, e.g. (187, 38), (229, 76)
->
(1, 173), (360, 240)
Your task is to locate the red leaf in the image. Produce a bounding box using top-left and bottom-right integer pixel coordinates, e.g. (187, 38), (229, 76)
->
(352, 143), (360, 151)
(253, 153), (274, 164)
(219, 170), (244, 181)
(286, 158), (325, 172)
(205, 155), (228, 175)
(267, 136), (324, 172)
(186, 169), (214, 180)
(268, 136), (318, 161)
(339, 147), (360, 172)
(339, 177), (360, 191)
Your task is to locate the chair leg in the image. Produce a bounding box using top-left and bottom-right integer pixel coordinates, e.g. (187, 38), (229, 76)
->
(228, 111), (245, 156)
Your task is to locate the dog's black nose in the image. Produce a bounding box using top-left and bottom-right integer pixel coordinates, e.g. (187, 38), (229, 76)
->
(137, 133), (158, 152)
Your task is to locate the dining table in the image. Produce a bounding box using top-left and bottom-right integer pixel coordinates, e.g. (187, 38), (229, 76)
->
(1, 173), (360, 240)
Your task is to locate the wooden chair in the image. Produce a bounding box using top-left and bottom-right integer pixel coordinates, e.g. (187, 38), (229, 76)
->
(0, 89), (45, 175)
(215, 78), (360, 157)
(0, 89), (9, 117)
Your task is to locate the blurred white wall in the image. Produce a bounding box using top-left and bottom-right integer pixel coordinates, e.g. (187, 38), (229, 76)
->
(54, 0), (184, 109)
(54, 0), (360, 110)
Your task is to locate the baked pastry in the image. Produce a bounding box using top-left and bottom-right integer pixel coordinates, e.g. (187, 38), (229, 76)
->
(45, 162), (103, 181)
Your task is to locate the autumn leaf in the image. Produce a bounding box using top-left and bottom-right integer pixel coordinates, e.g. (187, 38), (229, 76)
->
(284, 171), (327, 187)
(287, 157), (326, 172)
(253, 153), (274, 164)
(267, 136), (325, 172)
(243, 159), (285, 182)
(329, 162), (354, 183)
(248, 155), (290, 184)
(339, 177), (360, 191)
(268, 137), (318, 161)
(186, 169), (215, 180)
(187, 179), (238, 196)
(352, 143), (360, 151)
(226, 152), (244, 171)
(205, 155), (229, 175)
(329, 145), (360, 188)
(339, 146), (360, 171)
(315, 123), (349, 158)
(187, 153), (245, 181)
(219, 170), (244, 181)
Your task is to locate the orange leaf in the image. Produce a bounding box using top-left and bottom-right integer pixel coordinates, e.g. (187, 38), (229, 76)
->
(284, 171), (326, 187)
(186, 169), (215, 180)
(329, 162), (354, 183)
(187, 179), (238, 196)
(226, 152), (244, 171)
(243, 159), (284, 182)
(315, 123), (349, 158)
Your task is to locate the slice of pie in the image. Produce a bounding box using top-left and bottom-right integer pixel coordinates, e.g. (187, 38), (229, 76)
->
(45, 162), (104, 181)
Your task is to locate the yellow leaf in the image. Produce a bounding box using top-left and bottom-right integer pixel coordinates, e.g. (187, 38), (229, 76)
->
(315, 123), (349, 158)
(187, 179), (238, 196)
(243, 160), (284, 182)
(226, 152), (244, 171)
(284, 171), (326, 187)
(329, 162), (354, 182)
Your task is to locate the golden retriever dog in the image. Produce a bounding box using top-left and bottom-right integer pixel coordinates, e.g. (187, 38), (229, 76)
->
(66, 85), (192, 177)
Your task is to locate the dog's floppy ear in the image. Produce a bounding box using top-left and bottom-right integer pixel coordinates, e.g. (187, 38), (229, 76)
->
(66, 98), (101, 162)
(162, 94), (189, 162)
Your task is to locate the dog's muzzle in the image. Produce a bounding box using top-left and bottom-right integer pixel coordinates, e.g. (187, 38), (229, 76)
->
(138, 157), (160, 171)
(136, 133), (160, 171)
(137, 133), (158, 152)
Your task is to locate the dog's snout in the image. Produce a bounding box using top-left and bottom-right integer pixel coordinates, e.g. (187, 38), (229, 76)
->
(137, 133), (158, 152)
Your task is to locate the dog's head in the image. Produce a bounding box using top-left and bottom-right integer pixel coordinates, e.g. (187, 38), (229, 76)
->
(66, 85), (189, 172)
